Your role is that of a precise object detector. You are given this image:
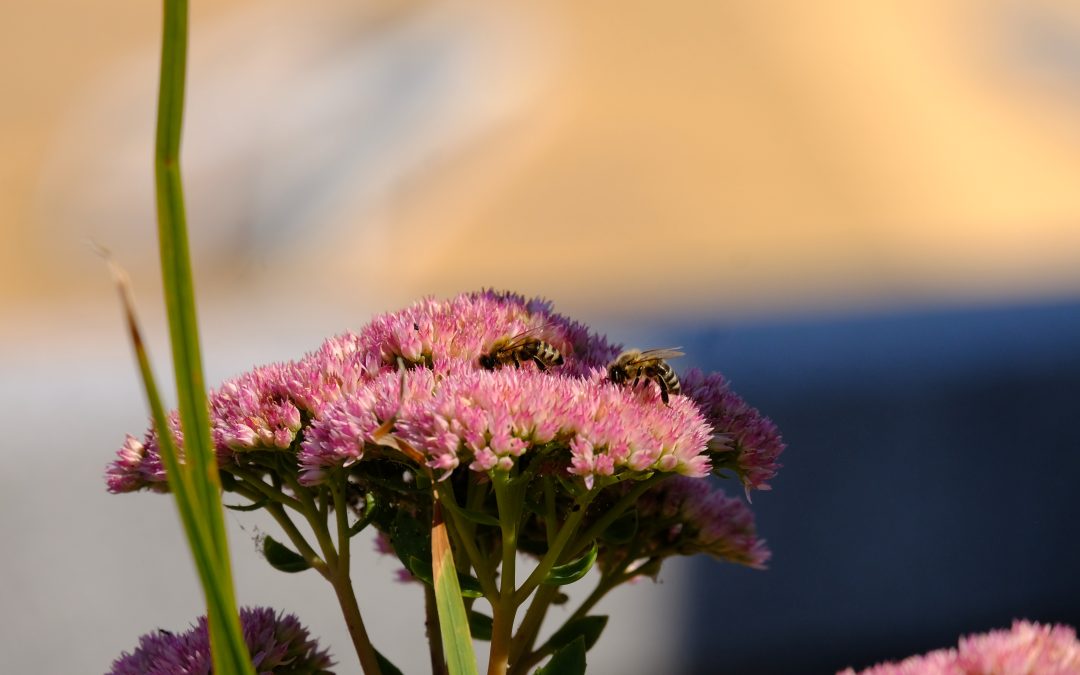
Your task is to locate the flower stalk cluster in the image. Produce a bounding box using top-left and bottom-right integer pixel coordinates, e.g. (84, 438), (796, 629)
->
(109, 290), (785, 674)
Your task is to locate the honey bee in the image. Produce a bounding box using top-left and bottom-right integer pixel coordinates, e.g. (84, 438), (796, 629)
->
(607, 348), (684, 404)
(479, 327), (564, 372)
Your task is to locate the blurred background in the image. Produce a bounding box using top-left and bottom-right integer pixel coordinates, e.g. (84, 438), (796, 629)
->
(2, 0), (1079, 672)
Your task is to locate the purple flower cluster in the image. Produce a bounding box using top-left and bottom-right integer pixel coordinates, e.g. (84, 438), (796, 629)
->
(681, 369), (786, 493)
(604, 476), (770, 570)
(109, 606), (333, 674)
(839, 621), (1080, 675)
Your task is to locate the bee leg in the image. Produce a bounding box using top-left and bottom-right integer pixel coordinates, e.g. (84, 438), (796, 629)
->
(530, 355), (548, 372)
(657, 378), (670, 405)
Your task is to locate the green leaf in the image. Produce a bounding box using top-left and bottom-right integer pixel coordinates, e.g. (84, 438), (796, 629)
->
(545, 616), (608, 654)
(438, 492), (500, 527)
(536, 636), (586, 675)
(262, 535), (310, 573)
(456, 572), (485, 599)
(467, 610), (493, 641)
(601, 509), (638, 544)
(406, 556), (485, 599)
(456, 506), (500, 527)
(219, 470), (238, 491)
(406, 555), (434, 585)
(224, 497), (269, 512)
(542, 542), (598, 586)
(432, 506), (480, 675)
(348, 492), (377, 537)
(390, 510), (431, 574)
(375, 649), (405, 675)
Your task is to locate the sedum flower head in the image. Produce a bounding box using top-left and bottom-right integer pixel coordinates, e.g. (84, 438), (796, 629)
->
(681, 369), (786, 493)
(108, 606), (333, 675)
(108, 291), (713, 492)
(839, 620), (1080, 675)
(597, 476), (770, 572)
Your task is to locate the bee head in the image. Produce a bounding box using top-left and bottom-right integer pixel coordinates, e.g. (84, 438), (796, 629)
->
(478, 354), (496, 370)
(607, 363), (627, 384)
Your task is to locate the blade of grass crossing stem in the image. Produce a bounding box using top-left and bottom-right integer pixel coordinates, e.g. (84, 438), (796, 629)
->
(153, 1), (254, 673)
(105, 255), (253, 674)
(432, 502), (480, 675)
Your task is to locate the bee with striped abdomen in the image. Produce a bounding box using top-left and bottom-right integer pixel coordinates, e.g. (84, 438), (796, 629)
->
(479, 327), (564, 372)
(607, 348), (684, 404)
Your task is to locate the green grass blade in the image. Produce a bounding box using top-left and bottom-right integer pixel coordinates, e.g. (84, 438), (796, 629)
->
(152, 1), (254, 672)
(105, 255), (253, 673)
(432, 502), (480, 675)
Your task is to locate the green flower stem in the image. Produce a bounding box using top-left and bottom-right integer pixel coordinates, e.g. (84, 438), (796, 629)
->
(287, 477), (379, 675)
(328, 564), (383, 675)
(512, 492), (594, 607)
(565, 476), (662, 560)
(542, 477), (558, 546)
(505, 584), (558, 671)
(231, 468), (305, 511)
(424, 582), (449, 675)
(331, 482), (350, 577)
(487, 471), (525, 675)
(509, 570), (626, 675)
(505, 476), (561, 668)
(231, 481), (332, 579)
(327, 480), (382, 675)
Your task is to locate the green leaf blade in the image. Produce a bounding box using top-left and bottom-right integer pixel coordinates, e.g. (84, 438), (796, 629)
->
(262, 535), (312, 573)
(432, 506), (479, 675)
(545, 615), (608, 654)
(536, 636), (587, 675)
(542, 542), (598, 586)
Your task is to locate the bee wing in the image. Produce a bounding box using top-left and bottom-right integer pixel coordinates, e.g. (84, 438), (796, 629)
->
(501, 323), (558, 349)
(636, 347), (685, 361)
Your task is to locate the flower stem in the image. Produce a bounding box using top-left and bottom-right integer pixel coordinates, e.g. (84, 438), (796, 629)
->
(424, 581), (449, 675)
(565, 476), (661, 560)
(328, 479), (383, 675)
(512, 492), (593, 606)
(487, 470), (524, 675)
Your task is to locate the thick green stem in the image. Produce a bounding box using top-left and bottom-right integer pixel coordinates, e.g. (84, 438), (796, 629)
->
(487, 471), (523, 675)
(506, 584), (558, 670)
(321, 480), (382, 675)
(513, 493), (593, 607)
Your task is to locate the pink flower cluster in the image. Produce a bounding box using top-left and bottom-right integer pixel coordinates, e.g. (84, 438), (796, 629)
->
(840, 621), (1080, 675)
(106, 291), (765, 495)
(301, 368), (712, 487)
(681, 369), (786, 493)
